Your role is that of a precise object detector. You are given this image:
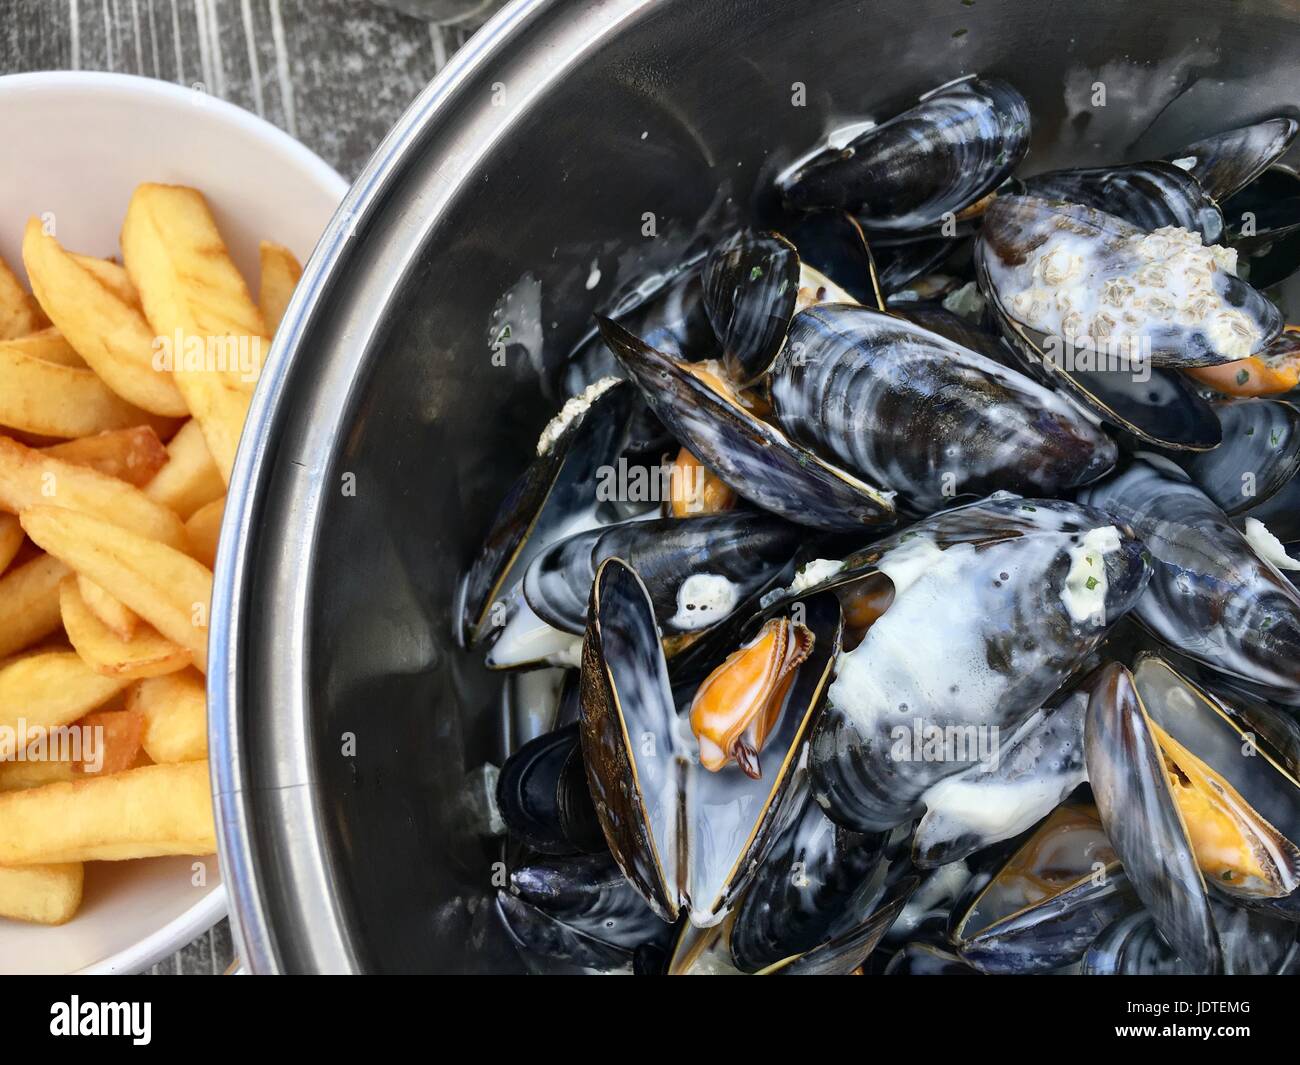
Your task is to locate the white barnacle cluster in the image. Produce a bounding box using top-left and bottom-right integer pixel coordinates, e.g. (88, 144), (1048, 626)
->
(1005, 224), (1260, 359)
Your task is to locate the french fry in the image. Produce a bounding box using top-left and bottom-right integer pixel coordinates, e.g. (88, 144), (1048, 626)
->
(0, 651), (131, 760)
(259, 240), (302, 335)
(0, 863), (83, 924)
(41, 425), (169, 487)
(0, 255), (48, 340)
(143, 418), (225, 518)
(72, 708), (144, 775)
(0, 758), (74, 793)
(0, 553), (68, 660)
(130, 670), (207, 764)
(185, 496), (224, 569)
(76, 576), (138, 640)
(60, 577), (190, 679)
(0, 335), (169, 439)
(20, 506), (212, 672)
(24, 218), (189, 417)
(5, 327), (85, 368)
(70, 254), (140, 308)
(0, 761), (215, 864)
(0, 435), (187, 549)
(121, 184), (267, 484)
(0, 513), (21, 575)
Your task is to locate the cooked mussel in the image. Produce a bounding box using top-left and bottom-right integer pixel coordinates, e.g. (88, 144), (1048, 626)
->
(802, 495), (1151, 832)
(769, 303), (1118, 514)
(780, 76), (1030, 235)
(597, 316), (898, 530)
(579, 557), (842, 925)
(1166, 116), (1299, 202)
(948, 804), (1138, 974)
(1081, 459), (1300, 699)
(495, 723), (605, 855)
(702, 229), (800, 385)
(978, 195), (1282, 368)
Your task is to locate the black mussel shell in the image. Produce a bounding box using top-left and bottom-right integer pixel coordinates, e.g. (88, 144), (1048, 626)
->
(1025, 161), (1224, 243)
(1177, 398), (1300, 524)
(884, 941), (981, 975)
(779, 209), (884, 309)
(770, 304), (1117, 515)
(780, 76), (1030, 235)
(496, 723), (606, 856)
(523, 512), (801, 638)
(1166, 117), (1299, 202)
(702, 229), (800, 385)
(598, 316), (897, 530)
(1081, 460), (1300, 697)
(1084, 662), (1223, 972)
(496, 891), (633, 974)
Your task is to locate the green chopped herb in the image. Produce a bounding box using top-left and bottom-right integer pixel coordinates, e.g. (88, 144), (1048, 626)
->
(1085, 576), (1099, 591)
(1237, 368), (1251, 385)
(749, 265), (763, 281)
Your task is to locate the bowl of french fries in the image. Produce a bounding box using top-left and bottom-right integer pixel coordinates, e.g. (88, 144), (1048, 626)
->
(0, 71), (348, 973)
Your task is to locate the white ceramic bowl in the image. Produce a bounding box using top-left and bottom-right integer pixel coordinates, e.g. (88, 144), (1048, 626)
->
(0, 71), (349, 974)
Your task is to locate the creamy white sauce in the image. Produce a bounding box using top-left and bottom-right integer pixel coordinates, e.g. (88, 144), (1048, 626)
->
(669, 573), (740, 631)
(788, 557), (846, 594)
(535, 376), (621, 456)
(893, 860), (970, 936)
(486, 593), (581, 669)
(1244, 516), (1300, 571)
(876, 537), (947, 598)
(1060, 526), (1121, 623)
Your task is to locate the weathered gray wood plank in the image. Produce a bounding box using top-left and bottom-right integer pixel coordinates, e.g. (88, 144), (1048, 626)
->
(1, 0), (481, 974)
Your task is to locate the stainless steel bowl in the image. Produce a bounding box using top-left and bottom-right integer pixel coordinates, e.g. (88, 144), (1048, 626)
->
(211, 0), (1300, 973)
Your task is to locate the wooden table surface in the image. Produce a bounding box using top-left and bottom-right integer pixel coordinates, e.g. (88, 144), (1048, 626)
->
(1, 0), (486, 975)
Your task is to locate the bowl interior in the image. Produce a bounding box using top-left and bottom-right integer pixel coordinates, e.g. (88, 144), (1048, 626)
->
(224, 0), (1300, 972)
(0, 71), (346, 975)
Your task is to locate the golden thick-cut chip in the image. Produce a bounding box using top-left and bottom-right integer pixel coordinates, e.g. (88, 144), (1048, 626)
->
(0, 513), (21, 575)
(0, 553), (67, 660)
(76, 576), (138, 640)
(23, 220), (189, 416)
(185, 496), (224, 569)
(130, 669), (207, 764)
(0, 862), (83, 924)
(0, 435), (187, 549)
(0, 651), (131, 760)
(0, 758), (74, 793)
(144, 418), (225, 518)
(169, 374), (249, 485)
(0, 761), (215, 863)
(121, 182), (270, 394)
(20, 506), (212, 672)
(42, 426), (169, 488)
(73, 708), (145, 775)
(0, 255), (48, 340)
(60, 577), (191, 679)
(0, 337), (170, 439)
(69, 254), (140, 308)
(259, 241), (302, 335)
(7, 327), (84, 367)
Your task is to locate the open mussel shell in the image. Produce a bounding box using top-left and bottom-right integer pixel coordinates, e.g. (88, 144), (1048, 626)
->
(978, 195), (1283, 369)
(1025, 161), (1225, 244)
(1084, 662), (1223, 972)
(1166, 116), (1299, 203)
(495, 723), (606, 856)
(508, 851), (670, 952)
(780, 75), (1030, 235)
(458, 381), (637, 647)
(523, 512), (801, 639)
(579, 557), (843, 926)
(884, 941), (980, 975)
(728, 785), (888, 973)
(778, 209), (885, 309)
(1081, 459), (1300, 697)
(770, 304), (1118, 515)
(807, 495), (1151, 833)
(702, 229), (800, 385)
(912, 689), (1088, 868)
(597, 316), (897, 531)
(949, 804), (1138, 974)
(1177, 397), (1300, 527)
(876, 238), (957, 297)
(1133, 655), (1300, 918)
